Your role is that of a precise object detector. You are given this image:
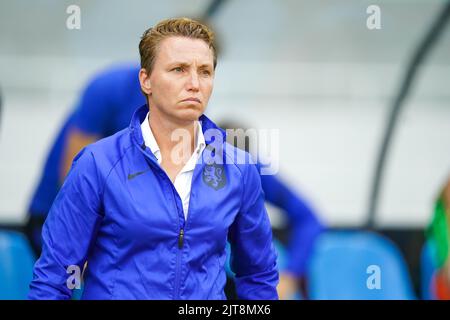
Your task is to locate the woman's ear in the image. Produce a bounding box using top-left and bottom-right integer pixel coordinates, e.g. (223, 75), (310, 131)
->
(139, 68), (152, 95)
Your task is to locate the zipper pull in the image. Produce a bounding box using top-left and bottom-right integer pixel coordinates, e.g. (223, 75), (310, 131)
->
(178, 229), (184, 249)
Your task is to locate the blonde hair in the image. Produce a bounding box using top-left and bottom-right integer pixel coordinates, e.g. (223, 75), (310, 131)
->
(139, 17), (217, 75)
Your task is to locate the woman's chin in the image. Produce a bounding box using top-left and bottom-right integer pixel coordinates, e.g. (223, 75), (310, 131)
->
(176, 106), (204, 121)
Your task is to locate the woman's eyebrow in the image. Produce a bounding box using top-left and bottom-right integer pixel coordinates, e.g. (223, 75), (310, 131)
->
(168, 62), (190, 67)
(198, 63), (213, 69)
(168, 61), (213, 69)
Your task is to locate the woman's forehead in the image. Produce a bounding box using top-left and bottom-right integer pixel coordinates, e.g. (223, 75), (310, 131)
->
(156, 36), (214, 66)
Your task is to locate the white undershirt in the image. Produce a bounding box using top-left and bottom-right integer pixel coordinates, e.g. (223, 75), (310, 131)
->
(140, 113), (205, 220)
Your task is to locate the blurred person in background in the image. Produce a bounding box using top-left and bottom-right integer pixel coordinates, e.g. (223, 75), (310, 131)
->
(24, 63), (144, 255)
(426, 175), (450, 299)
(219, 121), (324, 299)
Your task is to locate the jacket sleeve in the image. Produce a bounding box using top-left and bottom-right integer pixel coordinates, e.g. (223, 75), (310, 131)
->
(228, 163), (279, 300)
(260, 172), (325, 277)
(28, 148), (103, 300)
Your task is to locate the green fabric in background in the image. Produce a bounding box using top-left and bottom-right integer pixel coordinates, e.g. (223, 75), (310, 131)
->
(426, 198), (449, 268)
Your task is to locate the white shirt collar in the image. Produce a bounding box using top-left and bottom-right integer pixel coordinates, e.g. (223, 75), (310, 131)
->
(141, 112), (161, 162)
(140, 112), (205, 170)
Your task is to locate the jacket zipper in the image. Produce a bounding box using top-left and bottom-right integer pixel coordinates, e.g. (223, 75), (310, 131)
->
(178, 229), (184, 249)
(138, 142), (189, 299)
(173, 163), (202, 299)
(174, 226), (184, 299)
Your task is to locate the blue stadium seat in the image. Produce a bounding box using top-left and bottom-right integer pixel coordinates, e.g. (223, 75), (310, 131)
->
(420, 240), (437, 300)
(307, 230), (416, 300)
(0, 230), (36, 299)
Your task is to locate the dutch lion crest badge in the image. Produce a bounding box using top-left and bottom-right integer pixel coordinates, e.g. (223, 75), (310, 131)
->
(202, 163), (226, 190)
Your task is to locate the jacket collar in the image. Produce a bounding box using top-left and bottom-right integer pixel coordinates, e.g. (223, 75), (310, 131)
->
(130, 104), (226, 150)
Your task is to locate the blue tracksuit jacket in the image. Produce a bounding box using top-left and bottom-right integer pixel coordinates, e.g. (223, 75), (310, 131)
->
(28, 104), (279, 300)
